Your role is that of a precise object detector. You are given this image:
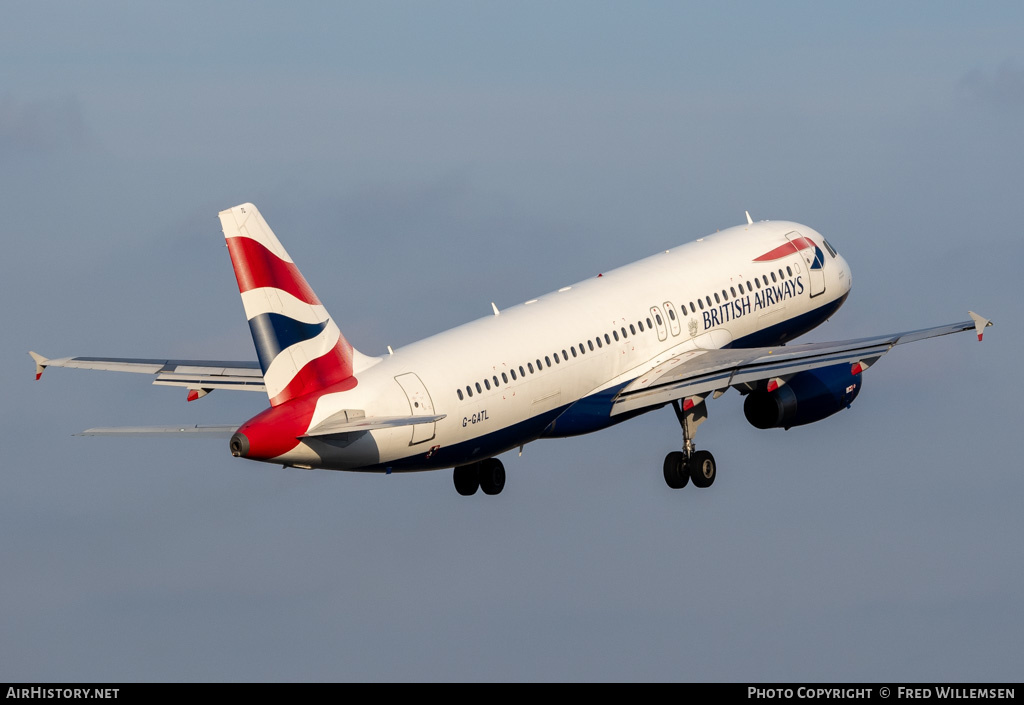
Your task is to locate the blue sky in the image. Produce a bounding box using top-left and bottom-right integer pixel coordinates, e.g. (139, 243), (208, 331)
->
(3, 2), (1022, 681)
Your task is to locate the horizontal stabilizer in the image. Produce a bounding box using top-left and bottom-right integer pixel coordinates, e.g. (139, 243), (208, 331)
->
(76, 425), (239, 437)
(302, 413), (447, 438)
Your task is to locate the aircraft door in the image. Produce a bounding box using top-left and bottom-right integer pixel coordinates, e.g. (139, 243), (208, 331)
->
(394, 372), (437, 445)
(663, 302), (681, 336)
(650, 306), (668, 341)
(788, 231), (826, 298)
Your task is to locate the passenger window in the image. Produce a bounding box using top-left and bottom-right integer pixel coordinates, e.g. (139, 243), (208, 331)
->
(656, 314), (663, 325)
(778, 269), (784, 280)
(596, 337), (602, 348)
(467, 386), (473, 397)
(637, 321), (644, 332)
(646, 317), (653, 328)
(562, 349), (568, 359)
(787, 266), (793, 277)
(771, 271), (777, 283)
(457, 389), (464, 400)
(510, 370), (516, 381)
(613, 330), (619, 341)
(763, 275), (769, 286)
(731, 286), (737, 297)
(577, 344), (584, 355)
(603, 334), (610, 345)
(528, 362), (534, 374)
(571, 347), (577, 357)
(519, 366), (525, 376)
(493, 376), (499, 387)
(714, 293), (720, 304)
(475, 382), (482, 393)
(746, 280), (753, 290)
(668, 310), (676, 320)
(588, 340), (594, 351)
(755, 278), (761, 289)
(484, 379), (491, 390)
(502, 372), (508, 383)
(738, 283), (744, 294)
(621, 327), (627, 339)
(689, 302), (696, 313)
(545, 356), (551, 366)
(553, 353), (559, 364)
(630, 324), (636, 335)
(698, 298), (704, 310)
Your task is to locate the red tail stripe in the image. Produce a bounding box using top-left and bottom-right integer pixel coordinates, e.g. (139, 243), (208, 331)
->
(227, 236), (321, 305)
(268, 345), (357, 407)
(753, 237), (816, 262)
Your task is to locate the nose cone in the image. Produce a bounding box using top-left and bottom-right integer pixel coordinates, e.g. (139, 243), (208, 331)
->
(229, 432), (249, 458)
(836, 252), (852, 294)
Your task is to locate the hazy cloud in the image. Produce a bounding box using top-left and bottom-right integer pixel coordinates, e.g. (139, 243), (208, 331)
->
(0, 95), (88, 161)
(957, 59), (1024, 112)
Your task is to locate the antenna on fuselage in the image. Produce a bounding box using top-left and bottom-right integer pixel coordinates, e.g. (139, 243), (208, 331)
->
(745, 210), (753, 225)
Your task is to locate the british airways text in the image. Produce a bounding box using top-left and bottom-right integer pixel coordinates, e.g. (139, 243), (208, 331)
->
(702, 276), (804, 330)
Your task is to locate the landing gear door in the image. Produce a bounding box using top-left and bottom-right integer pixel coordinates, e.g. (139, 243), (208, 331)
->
(394, 372), (437, 445)
(787, 231), (825, 298)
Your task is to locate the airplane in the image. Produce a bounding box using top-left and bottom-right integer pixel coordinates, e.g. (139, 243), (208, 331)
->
(31, 203), (992, 496)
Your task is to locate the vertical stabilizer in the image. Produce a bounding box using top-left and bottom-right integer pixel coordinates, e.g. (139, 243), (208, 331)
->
(219, 203), (363, 406)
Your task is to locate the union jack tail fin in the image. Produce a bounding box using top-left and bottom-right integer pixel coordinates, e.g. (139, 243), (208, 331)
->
(218, 203), (372, 406)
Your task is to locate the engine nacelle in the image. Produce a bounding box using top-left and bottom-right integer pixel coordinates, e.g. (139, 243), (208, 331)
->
(743, 363), (862, 430)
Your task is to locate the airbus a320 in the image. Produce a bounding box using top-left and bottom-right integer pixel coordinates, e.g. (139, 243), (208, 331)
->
(31, 204), (991, 496)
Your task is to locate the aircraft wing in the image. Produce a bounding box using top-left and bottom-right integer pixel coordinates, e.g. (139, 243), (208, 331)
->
(611, 312), (992, 416)
(30, 352), (265, 399)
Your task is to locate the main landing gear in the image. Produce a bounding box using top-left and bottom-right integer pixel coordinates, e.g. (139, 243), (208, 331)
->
(663, 448), (717, 489)
(453, 458), (506, 496)
(663, 398), (717, 490)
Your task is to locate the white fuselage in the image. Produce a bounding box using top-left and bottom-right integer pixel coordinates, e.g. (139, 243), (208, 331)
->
(279, 220), (851, 471)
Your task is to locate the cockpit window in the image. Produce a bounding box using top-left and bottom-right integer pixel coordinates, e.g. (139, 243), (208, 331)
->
(822, 238), (838, 258)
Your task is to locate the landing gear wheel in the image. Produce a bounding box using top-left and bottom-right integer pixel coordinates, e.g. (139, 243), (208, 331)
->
(689, 450), (716, 488)
(479, 458), (506, 495)
(663, 451), (689, 489)
(453, 462), (480, 496)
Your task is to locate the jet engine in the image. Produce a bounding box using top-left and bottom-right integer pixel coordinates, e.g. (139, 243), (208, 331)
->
(743, 363), (862, 430)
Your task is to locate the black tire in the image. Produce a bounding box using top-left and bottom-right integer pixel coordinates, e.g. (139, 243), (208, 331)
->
(663, 451), (689, 489)
(453, 463), (480, 496)
(479, 458), (506, 495)
(689, 450), (716, 488)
